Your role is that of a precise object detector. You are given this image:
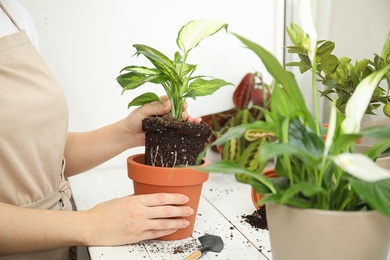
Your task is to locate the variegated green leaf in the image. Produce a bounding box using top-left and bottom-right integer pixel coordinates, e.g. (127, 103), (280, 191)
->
(189, 78), (233, 96)
(177, 20), (228, 55)
(127, 92), (160, 108)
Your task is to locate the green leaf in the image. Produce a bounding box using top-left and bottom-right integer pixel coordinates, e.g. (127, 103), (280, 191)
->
(197, 160), (276, 193)
(317, 40), (335, 56)
(321, 54), (339, 75)
(360, 124), (390, 139)
(259, 142), (320, 166)
(288, 119), (324, 158)
(117, 72), (168, 92)
(183, 89), (196, 100)
(332, 134), (361, 154)
(280, 182), (326, 204)
(288, 22), (305, 46)
(285, 61), (302, 67)
(175, 62), (196, 78)
(233, 33), (298, 91)
(249, 177), (272, 194)
(286, 46), (305, 54)
(233, 32), (315, 130)
(354, 59), (370, 72)
(350, 178), (390, 218)
(286, 26), (299, 46)
(363, 139), (390, 160)
(381, 31), (390, 60)
(127, 92), (160, 108)
(177, 20), (228, 55)
(208, 121), (277, 148)
(189, 78), (233, 96)
(120, 66), (159, 75)
(117, 72), (146, 89)
(133, 44), (180, 84)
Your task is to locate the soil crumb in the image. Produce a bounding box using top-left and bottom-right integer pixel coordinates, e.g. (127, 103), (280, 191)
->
(242, 205), (268, 230)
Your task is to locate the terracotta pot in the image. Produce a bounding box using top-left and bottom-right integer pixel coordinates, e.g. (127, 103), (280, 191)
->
(127, 153), (210, 240)
(266, 203), (390, 260)
(250, 168), (278, 209)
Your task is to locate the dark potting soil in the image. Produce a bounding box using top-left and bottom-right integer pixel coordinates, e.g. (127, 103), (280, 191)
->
(242, 205), (268, 230)
(142, 115), (212, 167)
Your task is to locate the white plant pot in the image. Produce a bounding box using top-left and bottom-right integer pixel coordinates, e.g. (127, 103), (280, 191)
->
(266, 204), (390, 260)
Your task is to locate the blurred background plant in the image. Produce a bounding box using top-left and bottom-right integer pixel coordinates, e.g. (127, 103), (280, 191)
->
(202, 72), (274, 183)
(285, 23), (390, 116)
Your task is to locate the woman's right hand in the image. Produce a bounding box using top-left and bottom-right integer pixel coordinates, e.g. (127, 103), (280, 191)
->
(83, 193), (194, 245)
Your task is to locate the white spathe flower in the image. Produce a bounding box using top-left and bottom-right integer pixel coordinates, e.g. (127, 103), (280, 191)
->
(333, 153), (390, 182)
(299, 0), (317, 66)
(342, 64), (390, 134)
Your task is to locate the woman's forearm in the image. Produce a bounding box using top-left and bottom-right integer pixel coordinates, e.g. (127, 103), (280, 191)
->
(63, 119), (140, 177)
(0, 202), (89, 255)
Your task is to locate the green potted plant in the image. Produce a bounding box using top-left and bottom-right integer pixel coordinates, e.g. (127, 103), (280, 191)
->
(117, 19), (231, 167)
(198, 9), (390, 259)
(116, 20), (232, 240)
(285, 23), (390, 116)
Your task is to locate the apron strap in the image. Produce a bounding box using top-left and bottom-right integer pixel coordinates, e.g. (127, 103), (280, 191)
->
(22, 180), (72, 210)
(0, 2), (22, 31)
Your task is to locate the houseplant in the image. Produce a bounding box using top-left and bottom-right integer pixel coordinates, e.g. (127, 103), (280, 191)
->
(285, 23), (390, 116)
(116, 20), (231, 240)
(117, 19), (232, 167)
(201, 72), (274, 183)
(197, 7), (390, 259)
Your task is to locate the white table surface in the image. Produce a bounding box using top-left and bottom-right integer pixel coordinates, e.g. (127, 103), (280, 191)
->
(68, 163), (272, 259)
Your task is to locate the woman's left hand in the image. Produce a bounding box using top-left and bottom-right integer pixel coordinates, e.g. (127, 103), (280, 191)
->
(122, 96), (202, 148)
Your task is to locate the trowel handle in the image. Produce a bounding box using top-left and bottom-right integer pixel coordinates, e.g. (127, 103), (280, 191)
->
(183, 250), (202, 260)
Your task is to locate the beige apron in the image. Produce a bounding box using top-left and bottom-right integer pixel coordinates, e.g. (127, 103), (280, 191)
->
(0, 3), (72, 259)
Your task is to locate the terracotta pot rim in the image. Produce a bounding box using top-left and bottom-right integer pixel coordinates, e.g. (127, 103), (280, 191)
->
(251, 168), (278, 209)
(127, 153), (210, 186)
(128, 153), (211, 169)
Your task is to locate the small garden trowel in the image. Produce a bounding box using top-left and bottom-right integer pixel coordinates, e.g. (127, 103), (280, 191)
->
(183, 235), (224, 260)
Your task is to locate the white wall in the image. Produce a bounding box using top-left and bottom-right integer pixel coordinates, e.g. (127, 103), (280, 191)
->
(18, 0), (285, 169)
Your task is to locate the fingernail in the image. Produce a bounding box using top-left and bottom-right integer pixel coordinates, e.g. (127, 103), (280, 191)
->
(182, 195), (190, 203)
(188, 207), (194, 215)
(184, 220), (190, 227)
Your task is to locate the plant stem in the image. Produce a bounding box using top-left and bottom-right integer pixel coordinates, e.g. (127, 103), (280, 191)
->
(312, 65), (320, 136)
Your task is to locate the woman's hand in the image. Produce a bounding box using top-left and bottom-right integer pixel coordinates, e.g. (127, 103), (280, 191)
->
(84, 193), (194, 245)
(122, 96), (202, 148)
